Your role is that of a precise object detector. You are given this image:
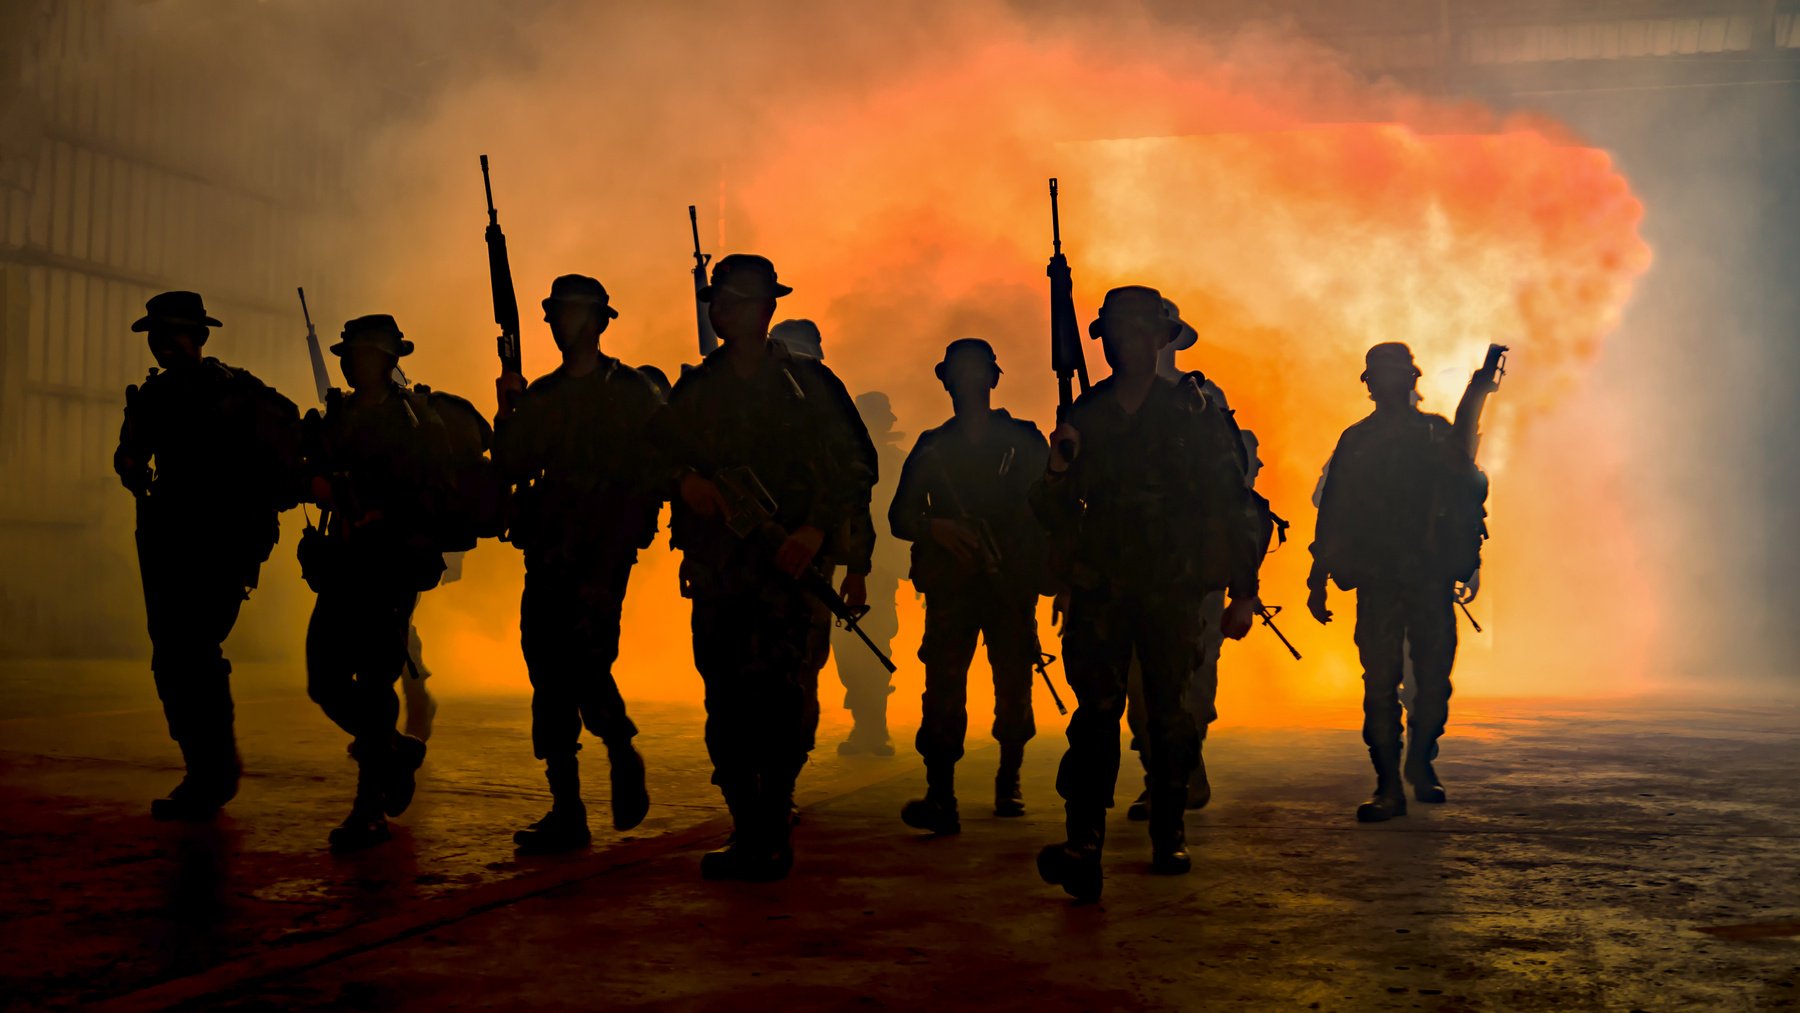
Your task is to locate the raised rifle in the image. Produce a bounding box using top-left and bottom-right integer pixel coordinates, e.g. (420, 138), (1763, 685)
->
(689, 204), (719, 358)
(481, 155), (523, 388)
(1047, 178), (1089, 462)
(298, 287), (331, 405)
(704, 463), (897, 674)
(1450, 342), (1509, 630)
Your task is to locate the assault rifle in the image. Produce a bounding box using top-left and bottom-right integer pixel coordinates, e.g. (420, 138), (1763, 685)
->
(703, 463), (896, 674)
(1047, 177), (1088, 461)
(689, 204), (719, 358)
(298, 287), (331, 405)
(1254, 605), (1302, 660)
(481, 155), (523, 390)
(928, 444), (1068, 711)
(1450, 342), (1510, 631)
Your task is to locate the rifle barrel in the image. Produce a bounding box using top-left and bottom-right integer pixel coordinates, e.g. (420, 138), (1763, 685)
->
(1049, 177), (1062, 254)
(480, 154), (496, 221)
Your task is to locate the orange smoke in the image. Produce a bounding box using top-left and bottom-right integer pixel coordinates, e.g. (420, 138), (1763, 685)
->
(365, 6), (1649, 730)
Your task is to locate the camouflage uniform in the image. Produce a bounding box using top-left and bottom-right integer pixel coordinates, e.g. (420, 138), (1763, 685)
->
(1032, 374), (1258, 864)
(889, 408), (1048, 807)
(494, 353), (664, 833)
(114, 292), (301, 819)
(652, 338), (875, 865)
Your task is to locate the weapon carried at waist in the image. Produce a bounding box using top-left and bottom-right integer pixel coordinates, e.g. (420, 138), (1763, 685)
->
(480, 155), (523, 384)
(298, 287), (331, 405)
(927, 446), (1004, 576)
(689, 204), (719, 358)
(1032, 641), (1068, 716)
(1047, 177), (1089, 463)
(702, 463), (897, 674)
(1254, 604), (1302, 661)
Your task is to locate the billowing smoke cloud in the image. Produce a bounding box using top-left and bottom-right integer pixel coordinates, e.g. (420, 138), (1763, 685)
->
(316, 1), (1651, 723)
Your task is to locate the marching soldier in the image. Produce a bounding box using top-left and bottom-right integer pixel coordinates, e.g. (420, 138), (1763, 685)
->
(889, 339), (1048, 832)
(835, 391), (907, 756)
(493, 274), (662, 854)
(114, 291), (302, 821)
(1307, 342), (1490, 822)
(1032, 286), (1260, 902)
(300, 314), (485, 851)
(652, 255), (876, 881)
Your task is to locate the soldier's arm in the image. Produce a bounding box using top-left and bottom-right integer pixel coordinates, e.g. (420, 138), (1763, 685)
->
(803, 363), (877, 535)
(1307, 438), (1352, 592)
(114, 380), (154, 490)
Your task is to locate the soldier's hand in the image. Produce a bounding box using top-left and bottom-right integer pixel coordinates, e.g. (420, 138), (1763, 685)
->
(1047, 423), (1081, 473)
(679, 473), (725, 517)
(495, 372), (527, 418)
(776, 525), (826, 577)
(1222, 596), (1256, 640)
(309, 475), (336, 507)
(928, 518), (981, 565)
(840, 570), (868, 609)
(117, 458), (150, 494)
(1307, 586), (1332, 626)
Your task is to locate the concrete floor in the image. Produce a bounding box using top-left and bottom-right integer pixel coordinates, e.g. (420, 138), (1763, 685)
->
(3, 660), (1798, 1011)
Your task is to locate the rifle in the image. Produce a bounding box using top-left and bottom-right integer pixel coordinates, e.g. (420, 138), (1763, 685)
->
(480, 155), (523, 385)
(298, 287), (331, 405)
(1047, 177), (1089, 462)
(689, 204), (719, 358)
(1450, 342), (1509, 629)
(1253, 604), (1302, 660)
(702, 463), (897, 674)
(927, 444), (1069, 708)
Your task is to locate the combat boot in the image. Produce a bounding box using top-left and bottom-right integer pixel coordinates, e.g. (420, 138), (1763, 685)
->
(994, 742), (1025, 818)
(1405, 736), (1446, 804)
(514, 757), (591, 855)
(701, 783), (764, 881)
(151, 736), (240, 822)
(329, 762), (390, 852)
(382, 734), (427, 818)
(1126, 774), (1152, 822)
(1187, 753), (1212, 810)
(837, 719), (895, 757)
(1356, 747), (1408, 823)
(1149, 826), (1191, 875)
(607, 741), (650, 831)
(900, 763), (961, 835)
(1037, 814), (1104, 902)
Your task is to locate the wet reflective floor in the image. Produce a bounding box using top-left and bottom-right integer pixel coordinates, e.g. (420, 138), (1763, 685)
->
(3, 661), (1798, 1010)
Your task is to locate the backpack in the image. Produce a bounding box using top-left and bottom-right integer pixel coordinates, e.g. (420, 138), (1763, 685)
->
(405, 386), (502, 551)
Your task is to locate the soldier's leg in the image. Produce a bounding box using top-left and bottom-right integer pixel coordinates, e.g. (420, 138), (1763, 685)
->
(983, 589), (1039, 817)
(401, 593), (436, 742)
(146, 556), (246, 818)
(1122, 652), (1152, 821)
(352, 584), (421, 819)
(1039, 590), (1131, 901)
(902, 590), (980, 833)
(836, 579), (900, 751)
(1188, 591), (1226, 810)
(305, 589), (366, 739)
(692, 594), (768, 877)
(573, 558), (648, 832)
(1133, 595), (1203, 873)
(1402, 581), (1458, 802)
(1353, 585), (1409, 822)
(516, 569), (592, 852)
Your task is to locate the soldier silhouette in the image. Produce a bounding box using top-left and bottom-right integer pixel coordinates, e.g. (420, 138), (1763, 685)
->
(1032, 286), (1261, 902)
(1308, 342), (1491, 822)
(889, 338), (1049, 832)
(114, 291), (302, 821)
(493, 274), (661, 854)
(652, 255), (876, 881)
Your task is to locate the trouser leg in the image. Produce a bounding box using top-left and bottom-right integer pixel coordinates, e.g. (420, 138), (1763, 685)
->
(916, 592), (980, 771)
(984, 590), (1039, 752)
(1355, 585), (1408, 774)
(1403, 581), (1458, 773)
(1132, 597), (1203, 844)
(1056, 592), (1133, 850)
